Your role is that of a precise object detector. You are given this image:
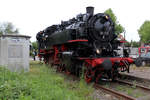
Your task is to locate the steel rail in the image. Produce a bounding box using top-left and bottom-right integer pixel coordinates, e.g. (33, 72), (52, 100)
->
(120, 74), (150, 83)
(94, 84), (136, 100)
(116, 79), (150, 92)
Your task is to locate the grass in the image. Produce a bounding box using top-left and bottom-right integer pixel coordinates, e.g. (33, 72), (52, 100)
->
(0, 61), (94, 100)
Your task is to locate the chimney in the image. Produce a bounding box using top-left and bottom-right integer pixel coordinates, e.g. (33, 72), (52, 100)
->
(86, 6), (94, 16)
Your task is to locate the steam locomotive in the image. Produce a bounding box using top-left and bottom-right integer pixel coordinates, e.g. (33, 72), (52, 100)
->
(36, 7), (134, 83)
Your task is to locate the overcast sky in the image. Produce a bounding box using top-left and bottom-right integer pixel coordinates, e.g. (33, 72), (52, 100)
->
(0, 0), (149, 42)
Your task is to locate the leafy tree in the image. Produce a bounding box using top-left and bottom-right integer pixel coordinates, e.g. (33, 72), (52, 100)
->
(30, 42), (38, 57)
(131, 41), (140, 47)
(138, 20), (150, 43)
(105, 8), (124, 35)
(32, 42), (38, 51)
(124, 42), (131, 47)
(0, 22), (18, 35)
(125, 41), (140, 47)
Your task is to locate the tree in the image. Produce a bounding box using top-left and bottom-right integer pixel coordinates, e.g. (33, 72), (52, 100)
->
(130, 40), (140, 47)
(32, 42), (38, 51)
(124, 40), (140, 47)
(30, 42), (38, 57)
(138, 20), (150, 43)
(104, 8), (124, 35)
(0, 22), (18, 35)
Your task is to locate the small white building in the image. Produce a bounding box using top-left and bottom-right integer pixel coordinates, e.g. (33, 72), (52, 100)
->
(0, 34), (31, 72)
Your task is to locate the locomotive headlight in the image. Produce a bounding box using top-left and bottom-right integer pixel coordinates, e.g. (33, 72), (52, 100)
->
(105, 15), (108, 19)
(96, 49), (101, 54)
(45, 35), (48, 38)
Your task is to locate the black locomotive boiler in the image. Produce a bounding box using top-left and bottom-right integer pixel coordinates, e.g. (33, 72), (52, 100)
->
(36, 7), (134, 83)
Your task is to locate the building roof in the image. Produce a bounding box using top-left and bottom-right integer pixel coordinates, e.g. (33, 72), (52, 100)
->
(0, 34), (31, 38)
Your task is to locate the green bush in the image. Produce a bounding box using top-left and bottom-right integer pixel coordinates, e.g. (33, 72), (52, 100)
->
(0, 67), (31, 100)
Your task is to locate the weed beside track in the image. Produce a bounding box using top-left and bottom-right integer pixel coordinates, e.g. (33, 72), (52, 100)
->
(0, 61), (93, 100)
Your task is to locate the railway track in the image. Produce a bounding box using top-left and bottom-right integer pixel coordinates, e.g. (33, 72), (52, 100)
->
(94, 78), (150, 100)
(54, 67), (150, 99)
(120, 73), (150, 82)
(65, 74), (150, 99)
(120, 74), (150, 87)
(94, 84), (136, 100)
(116, 79), (150, 92)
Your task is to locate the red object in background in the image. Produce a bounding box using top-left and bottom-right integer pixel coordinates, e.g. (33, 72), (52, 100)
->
(138, 46), (150, 56)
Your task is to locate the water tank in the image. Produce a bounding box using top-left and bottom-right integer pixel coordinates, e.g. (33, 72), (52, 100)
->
(0, 34), (31, 72)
